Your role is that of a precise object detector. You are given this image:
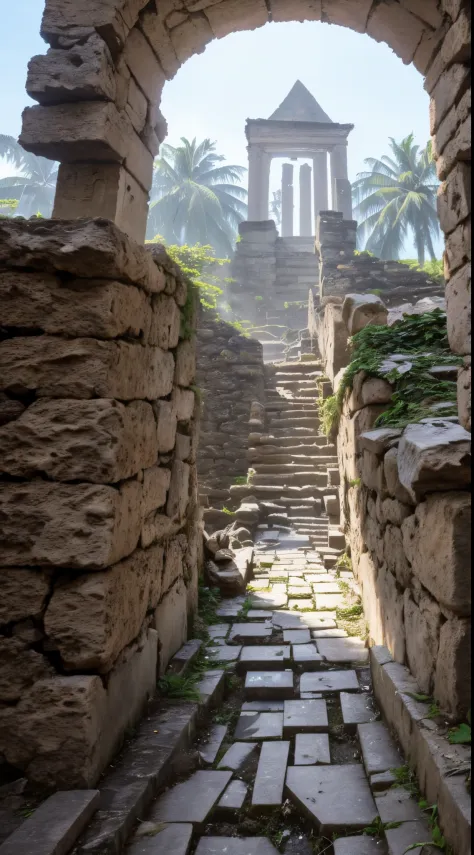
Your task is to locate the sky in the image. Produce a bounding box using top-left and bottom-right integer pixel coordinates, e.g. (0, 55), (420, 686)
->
(0, 1), (439, 256)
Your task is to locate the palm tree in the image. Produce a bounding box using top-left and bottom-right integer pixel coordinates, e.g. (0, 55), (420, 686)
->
(352, 134), (440, 265)
(147, 137), (247, 256)
(0, 134), (58, 218)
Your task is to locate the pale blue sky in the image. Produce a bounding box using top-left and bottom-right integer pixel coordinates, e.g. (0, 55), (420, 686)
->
(0, 1), (439, 255)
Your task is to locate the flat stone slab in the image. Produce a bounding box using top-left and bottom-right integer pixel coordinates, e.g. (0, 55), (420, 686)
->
(316, 638), (369, 664)
(315, 593), (346, 610)
(300, 670), (360, 694)
(312, 582), (341, 594)
(234, 712), (284, 741)
(340, 691), (377, 729)
(283, 629), (311, 644)
(284, 699), (328, 735)
(245, 671), (294, 700)
(216, 607), (242, 620)
(168, 639), (203, 676)
(195, 839), (279, 855)
(292, 644), (324, 669)
(208, 625), (229, 639)
(207, 645), (241, 663)
(229, 623), (273, 642)
(239, 646), (292, 671)
(272, 611), (336, 630)
(151, 771), (232, 826)
(288, 576), (308, 585)
(333, 837), (388, 854)
(370, 771), (398, 793)
(250, 590), (288, 609)
(248, 610), (274, 620)
(311, 628), (348, 638)
(385, 820), (438, 854)
(288, 599), (315, 611)
(358, 723), (402, 776)
(198, 725), (228, 765)
(0, 790), (100, 855)
(376, 789), (426, 823)
(128, 823), (193, 854)
(294, 733), (331, 765)
(288, 586), (313, 598)
(252, 740), (291, 811)
(286, 764), (377, 834)
(218, 742), (258, 771)
(218, 780), (247, 813)
(242, 701), (285, 712)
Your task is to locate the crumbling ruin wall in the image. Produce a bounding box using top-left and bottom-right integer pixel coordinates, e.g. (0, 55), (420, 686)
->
(196, 306), (265, 505)
(317, 294), (471, 720)
(0, 218), (201, 789)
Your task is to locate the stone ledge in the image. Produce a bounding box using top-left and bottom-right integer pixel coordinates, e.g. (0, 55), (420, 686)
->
(72, 669), (225, 855)
(0, 790), (100, 855)
(370, 646), (471, 855)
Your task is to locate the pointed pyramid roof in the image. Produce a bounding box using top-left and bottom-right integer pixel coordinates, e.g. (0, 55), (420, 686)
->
(269, 80), (333, 123)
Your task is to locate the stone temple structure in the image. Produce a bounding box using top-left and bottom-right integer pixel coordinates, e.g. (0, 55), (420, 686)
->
(247, 80), (354, 230)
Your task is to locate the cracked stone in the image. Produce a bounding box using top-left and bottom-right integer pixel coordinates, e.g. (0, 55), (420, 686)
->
(234, 712), (284, 741)
(150, 771), (232, 827)
(286, 764), (377, 834)
(283, 699), (329, 735)
(300, 671), (360, 694)
(294, 733), (331, 765)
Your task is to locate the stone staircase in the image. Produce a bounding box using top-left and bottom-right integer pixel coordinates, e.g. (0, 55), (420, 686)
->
(248, 359), (338, 551)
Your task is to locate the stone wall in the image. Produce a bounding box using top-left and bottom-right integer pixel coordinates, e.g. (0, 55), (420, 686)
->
(0, 218), (201, 789)
(317, 294), (471, 720)
(196, 305), (265, 505)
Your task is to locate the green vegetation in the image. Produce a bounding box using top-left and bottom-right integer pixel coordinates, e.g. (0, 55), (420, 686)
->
(353, 134), (440, 265)
(400, 258), (444, 284)
(157, 672), (202, 702)
(0, 134), (58, 217)
(318, 394), (339, 437)
(147, 137), (247, 256)
(335, 552), (352, 574)
(147, 239), (227, 314)
(363, 817), (402, 837)
(448, 716), (471, 745)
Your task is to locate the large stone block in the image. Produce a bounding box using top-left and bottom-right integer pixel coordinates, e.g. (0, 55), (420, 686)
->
(155, 399), (178, 452)
(0, 270), (150, 340)
(404, 591), (441, 694)
(154, 580), (188, 675)
(41, 0), (150, 53)
(168, 12), (213, 62)
(342, 294), (388, 335)
(383, 447), (414, 504)
(166, 460), (191, 521)
(26, 33), (116, 104)
(378, 565), (406, 664)
(140, 7), (181, 78)
(402, 492), (471, 614)
(123, 26), (166, 102)
(0, 217), (164, 293)
(367, 1), (426, 63)
(0, 480), (142, 570)
(44, 545), (163, 672)
(429, 63), (470, 133)
(0, 568), (52, 626)
(162, 535), (186, 593)
(397, 419), (471, 501)
(446, 262), (471, 354)
(0, 399), (157, 483)
(0, 336), (174, 401)
(269, 0), (321, 22)
(458, 358), (471, 431)
(0, 638), (55, 702)
(143, 465), (171, 516)
(434, 617), (471, 717)
(204, 0), (268, 37)
(444, 217), (471, 278)
(175, 339), (196, 386)
(150, 293), (181, 349)
(437, 163), (471, 235)
(383, 525), (412, 587)
(323, 0), (372, 32)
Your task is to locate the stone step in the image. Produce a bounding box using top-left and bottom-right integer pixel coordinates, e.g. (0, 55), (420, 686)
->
(244, 671), (295, 700)
(254, 463), (319, 474)
(252, 741), (291, 812)
(199, 725), (229, 765)
(128, 823), (193, 855)
(0, 791), (100, 855)
(253, 474), (326, 487)
(294, 733), (331, 766)
(235, 711), (284, 741)
(150, 770), (232, 828)
(357, 722), (403, 776)
(286, 765), (377, 835)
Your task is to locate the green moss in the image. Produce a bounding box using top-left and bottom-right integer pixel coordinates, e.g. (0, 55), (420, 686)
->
(318, 394), (340, 437)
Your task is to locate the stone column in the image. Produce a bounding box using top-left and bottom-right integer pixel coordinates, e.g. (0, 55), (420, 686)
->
(282, 163), (294, 238)
(330, 144), (353, 219)
(299, 164), (313, 237)
(260, 152), (271, 221)
(313, 151), (329, 224)
(248, 144), (264, 221)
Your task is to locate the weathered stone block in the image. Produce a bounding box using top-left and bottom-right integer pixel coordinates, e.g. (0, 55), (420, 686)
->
(123, 26), (166, 105)
(44, 545), (163, 672)
(323, 0), (372, 32)
(26, 33), (116, 104)
(404, 591), (441, 694)
(0, 336), (174, 400)
(383, 447), (414, 504)
(150, 293), (181, 348)
(437, 163), (471, 235)
(0, 568), (52, 626)
(429, 63), (470, 132)
(0, 270), (150, 340)
(0, 480), (142, 570)
(446, 262), (471, 354)
(140, 7), (180, 78)
(154, 580), (188, 674)
(169, 12), (213, 63)
(397, 419), (471, 501)
(402, 492), (471, 614)
(166, 460), (191, 521)
(143, 466), (171, 516)
(269, 0), (321, 22)
(0, 399), (158, 483)
(383, 525), (412, 587)
(444, 217), (471, 278)
(0, 638), (55, 702)
(434, 617), (471, 717)
(367, 1), (426, 63)
(0, 217), (165, 294)
(441, 9), (471, 65)
(457, 358), (471, 431)
(41, 0), (149, 53)
(342, 294), (388, 335)
(162, 536), (186, 593)
(378, 566), (406, 664)
(205, 0), (268, 37)
(175, 339), (196, 387)
(154, 399), (178, 453)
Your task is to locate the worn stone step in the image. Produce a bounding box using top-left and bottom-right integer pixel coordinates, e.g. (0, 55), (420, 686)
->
(150, 771), (232, 829)
(0, 791), (100, 855)
(238, 645), (292, 672)
(294, 733), (331, 766)
(218, 742), (258, 772)
(198, 725), (228, 765)
(286, 764), (377, 835)
(234, 711), (284, 741)
(245, 670), (295, 700)
(316, 637), (369, 665)
(300, 670), (360, 694)
(168, 639), (203, 677)
(333, 836), (387, 854)
(341, 693), (379, 733)
(292, 644), (325, 669)
(357, 722), (403, 776)
(283, 699), (328, 736)
(217, 780), (248, 815)
(252, 741), (291, 812)
(127, 823), (193, 855)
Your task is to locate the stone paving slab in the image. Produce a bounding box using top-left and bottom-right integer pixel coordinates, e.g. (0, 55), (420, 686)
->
(288, 586), (313, 598)
(283, 629), (311, 644)
(208, 625), (229, 639)
(375, 789), (426, 823)
(292, 644), (324, 669)
(384, 820), (439, 854)
(370, 771), (398, 793)
(234, 712), (284, 741)
(311, 628), (348, 638)
(341, 693), (378, 732)
(294, 733), (331, 765)
(229, 623), (273, 642)
(283, 700), (328, 735)
(245, 671), (295, 700)
(195, 838), (279, 855)
(207, 645), (242, 663)
(312, 582), (341, 594)
(333, 836), (388, 854)
(242, 701), (285, 712)
(248, 610), (274, 620)
(288, 576), (307, 585)
(300, 670), (360, 694)
(127, 823), (193, 854)
(168, 640), (203, 676)
(358, 723), (402, 776)
(218, 742), (258, 771)
(198, 725), (228, 765)
(150, 771), (232, 827)
(250, 590), (288, 609)
(316, 638), (369, 664)
(0, 790), (100, 855)
(239, 646), (292, 671)
(285, 764), (377, 835)
(315, 593), (346, 610)
(252, 741), (291, 812)
(288, 599), (315, 611)
(218, 780), (247, 813)
(272, 611), (336, 630)
(216, 607), (243, 620)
